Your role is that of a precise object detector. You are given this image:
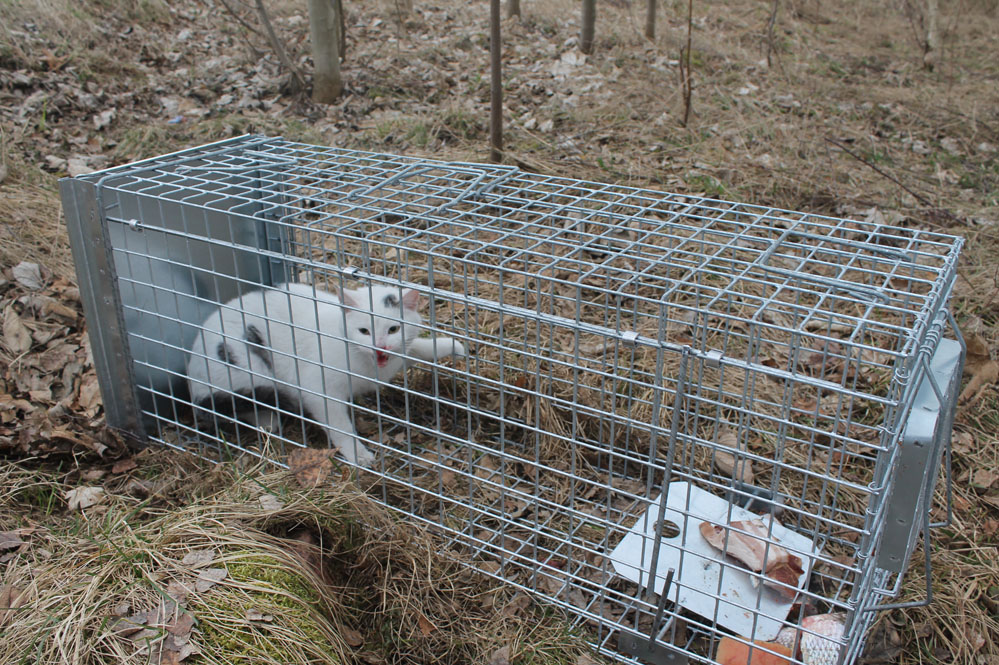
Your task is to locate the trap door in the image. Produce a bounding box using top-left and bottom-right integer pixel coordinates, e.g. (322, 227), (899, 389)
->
(876, 317), (964, 577)
(61, 137), (295, 438)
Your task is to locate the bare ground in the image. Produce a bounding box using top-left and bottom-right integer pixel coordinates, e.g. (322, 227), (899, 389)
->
(1, 0), (998, 663)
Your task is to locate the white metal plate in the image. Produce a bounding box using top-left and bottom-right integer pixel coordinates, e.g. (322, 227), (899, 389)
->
(609, 482), (821, 641)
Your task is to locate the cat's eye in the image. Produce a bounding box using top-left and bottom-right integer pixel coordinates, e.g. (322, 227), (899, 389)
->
(358, 327), (369, 336)
(388, 325), (400, 334)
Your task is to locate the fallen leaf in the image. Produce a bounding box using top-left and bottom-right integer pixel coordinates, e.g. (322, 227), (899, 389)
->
(965, 333), (990, 365)
(246, 608), (274, 622)
(167, 612), (195, 637)
(112, 458), (137, 473)
(258, 493), (283, 511)
(65, 486), (105, 510)
(970, 469), (999, 489)
(501, 593), (531, 618)
(41, 48), (70, 71)
(3, 306), (32, 355)
(159, 642), (199, 665)
(181, 549), (215, 567)
(860, 622), (903, 664)
(489, 646), (512, 665)
(0, 531), (25, 550)
(12, 262), (44, 290)
(440, 469), (457, 489)
(67, 158), (94, 177)
(0, 585), (25, 629)
(287, 447), (336, 487)
(715, 428), (755, 484)
(166, 580), (192, 605)
(77, 373), (102, 415)
(195, 567), (227, 592)
(109, 611), (149, 637)
(951, 431), (975, 456)
(342, 627), (365, 647)
(960, 358), (999, 404)
(417, 613), (436, 637)
(93, 109), (116, 131)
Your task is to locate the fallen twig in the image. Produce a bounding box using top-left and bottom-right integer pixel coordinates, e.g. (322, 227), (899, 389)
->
(824, 136), (963, 226)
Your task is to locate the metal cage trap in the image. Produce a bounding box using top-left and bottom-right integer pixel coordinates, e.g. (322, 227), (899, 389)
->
(61, 136), (964, 665)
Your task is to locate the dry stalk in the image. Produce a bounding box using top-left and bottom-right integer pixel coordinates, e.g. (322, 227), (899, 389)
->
(679, 0), (694, 126)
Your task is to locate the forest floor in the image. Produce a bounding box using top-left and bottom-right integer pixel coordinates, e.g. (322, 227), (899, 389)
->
(1, 0), (998, 663)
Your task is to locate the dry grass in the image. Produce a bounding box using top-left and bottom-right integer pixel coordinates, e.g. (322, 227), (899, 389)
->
(0, 454), (597, 664)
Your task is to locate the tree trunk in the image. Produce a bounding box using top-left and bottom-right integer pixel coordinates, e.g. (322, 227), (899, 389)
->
(507, 0), (520, 19)
(308, 0), (343, 103)
(580, 0), (595, 54)
(490, 0), (503, 163)
(923, 0), (939, 70)
(645, 0), (656, 40)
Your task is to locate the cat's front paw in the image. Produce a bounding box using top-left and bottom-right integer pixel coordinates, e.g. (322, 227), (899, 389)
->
(339, 440), (376, 468)
(448, 339), (467, 358)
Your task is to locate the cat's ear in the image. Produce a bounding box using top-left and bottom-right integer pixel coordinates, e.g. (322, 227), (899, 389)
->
(338, 289), (359, 308)
(402, 289), (420, 310)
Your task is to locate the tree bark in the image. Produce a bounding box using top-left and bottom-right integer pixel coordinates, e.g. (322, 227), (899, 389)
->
(308, 0), (343, 103)
(580, 0), (595, 54)
(923, 0), (939, 70)
(507, 0), (520, 19)
(645, 0), (656, 40)
(490, 0), (503, 162)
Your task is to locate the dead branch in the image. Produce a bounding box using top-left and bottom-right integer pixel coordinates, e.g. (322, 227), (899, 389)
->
(254, 0), (307, 95)
(216, 0), (267, 58)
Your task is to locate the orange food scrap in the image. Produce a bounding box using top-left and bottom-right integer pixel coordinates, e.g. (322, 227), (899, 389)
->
(716, 637), (794, 665)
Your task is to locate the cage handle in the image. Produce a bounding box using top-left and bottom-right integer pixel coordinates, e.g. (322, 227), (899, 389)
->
(756, 223), (892, 304)
(172, 150), (299, 174)
(758, 265), (889, 304)
(345, 161), (517, 205)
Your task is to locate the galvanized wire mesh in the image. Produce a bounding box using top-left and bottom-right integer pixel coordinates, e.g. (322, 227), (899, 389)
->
(61, 136), (964, 665)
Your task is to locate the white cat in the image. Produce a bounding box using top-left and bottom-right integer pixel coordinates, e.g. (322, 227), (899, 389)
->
(186, 282), (466, 467)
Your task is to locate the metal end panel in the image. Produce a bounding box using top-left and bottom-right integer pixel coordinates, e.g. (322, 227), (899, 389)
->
(59, 176), (145, 440)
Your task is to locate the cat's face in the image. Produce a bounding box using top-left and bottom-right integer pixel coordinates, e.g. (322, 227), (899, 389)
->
(341, 287), (421, 367)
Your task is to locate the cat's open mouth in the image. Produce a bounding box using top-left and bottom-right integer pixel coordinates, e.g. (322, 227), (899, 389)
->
(375, 350), (390, 367)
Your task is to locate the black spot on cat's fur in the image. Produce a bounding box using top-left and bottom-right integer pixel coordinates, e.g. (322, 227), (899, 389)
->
(383, 293), (398, 308)
(217, 342), (238, 366)
(194, 387), (313, 422)
(244, 324), (273, 371)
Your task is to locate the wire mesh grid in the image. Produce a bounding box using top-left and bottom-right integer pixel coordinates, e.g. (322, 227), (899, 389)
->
(61, 136), (964, 665)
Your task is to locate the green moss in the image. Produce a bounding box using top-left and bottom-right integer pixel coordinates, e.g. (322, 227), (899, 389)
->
(194, 552), (341, 664)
